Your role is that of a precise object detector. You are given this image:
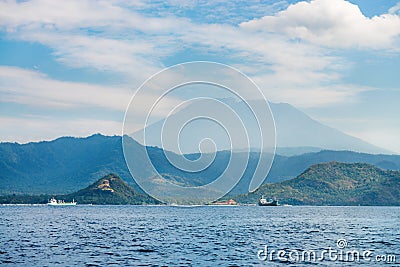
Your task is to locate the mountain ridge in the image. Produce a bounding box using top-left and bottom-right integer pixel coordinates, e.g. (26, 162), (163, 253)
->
(1, 134), (399, 195)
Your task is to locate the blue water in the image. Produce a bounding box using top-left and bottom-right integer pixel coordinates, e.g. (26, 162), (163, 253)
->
(0, 206), (399, 266)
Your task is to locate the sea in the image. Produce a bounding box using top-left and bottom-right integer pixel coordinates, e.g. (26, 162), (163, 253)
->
(0, 205), (399, 266)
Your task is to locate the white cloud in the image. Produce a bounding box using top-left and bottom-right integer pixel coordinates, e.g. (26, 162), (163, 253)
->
(0, 0), (185, 85)
(0, 66), (181, 118)
(0, 115), (123, 143)
(257, 82), (374, 108)
(241, 0), (400, 49)
(0, 0), (349, 109)
(0, 0), (394, 98)
(0, 66), (187, 141)
(19, 31), (163, 81)
(0, 0), (185, 33)
(0, 0), (336, 73)
(0, 66), (132, 110)
(2, 0), (389, 113)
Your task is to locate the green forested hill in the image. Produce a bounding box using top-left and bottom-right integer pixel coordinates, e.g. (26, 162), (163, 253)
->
(237, 162), (400, 206)
(65, 173), (159, 205)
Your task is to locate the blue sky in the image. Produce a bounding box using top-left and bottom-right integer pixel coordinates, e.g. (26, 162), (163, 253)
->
(0, 0), (399, 153)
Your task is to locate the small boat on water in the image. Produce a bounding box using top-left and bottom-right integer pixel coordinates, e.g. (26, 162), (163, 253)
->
(211, 199), (237, 206)
(258, 196), (278, 206)
(48, 197), (77, 206)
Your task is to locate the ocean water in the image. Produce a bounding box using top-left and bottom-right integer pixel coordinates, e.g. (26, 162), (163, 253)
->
(0, 205), (399, 266)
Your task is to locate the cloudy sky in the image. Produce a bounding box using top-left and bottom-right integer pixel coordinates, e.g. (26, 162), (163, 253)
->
(0, 0), (399, 153)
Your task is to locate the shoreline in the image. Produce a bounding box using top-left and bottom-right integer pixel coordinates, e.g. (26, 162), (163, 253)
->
(2, 203), (400, 207)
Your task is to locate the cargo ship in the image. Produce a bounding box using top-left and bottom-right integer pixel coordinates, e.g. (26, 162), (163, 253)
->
(258, 196), (278, 206)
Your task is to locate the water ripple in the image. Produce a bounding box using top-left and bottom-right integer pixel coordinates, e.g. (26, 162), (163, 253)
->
(0, 206), (399, 266)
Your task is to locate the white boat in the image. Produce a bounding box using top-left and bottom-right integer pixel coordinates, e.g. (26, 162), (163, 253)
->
(48, 197), (77, 206)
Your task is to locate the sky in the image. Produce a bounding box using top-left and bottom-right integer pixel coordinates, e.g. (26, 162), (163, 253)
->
(0, 0), (399, 153)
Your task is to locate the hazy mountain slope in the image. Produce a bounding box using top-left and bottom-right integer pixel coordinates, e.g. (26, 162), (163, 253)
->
(271, 103), (389, 154)
(236, 162), (400, 205)
(134, 101), (389, 154)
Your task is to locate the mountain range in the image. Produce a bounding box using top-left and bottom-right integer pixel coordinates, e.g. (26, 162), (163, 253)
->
(1, 134), (400, 195)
